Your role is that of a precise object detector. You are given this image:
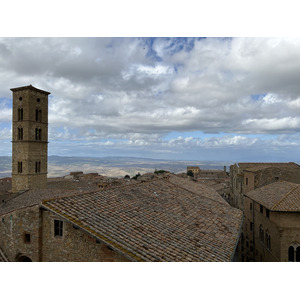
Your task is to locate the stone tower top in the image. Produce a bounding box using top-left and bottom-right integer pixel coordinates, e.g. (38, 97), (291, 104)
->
(10, 84), (51, 95)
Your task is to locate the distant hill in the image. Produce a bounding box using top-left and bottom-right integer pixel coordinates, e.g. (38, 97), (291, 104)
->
(0, 156), (11, 178)
(0, 156), (233, 178)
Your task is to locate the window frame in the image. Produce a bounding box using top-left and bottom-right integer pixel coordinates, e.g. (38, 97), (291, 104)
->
(18, 107), (23, 121)
(18, 127), (23, 140)
(18, 161), (23, 173)
(54, 220), (63, 237)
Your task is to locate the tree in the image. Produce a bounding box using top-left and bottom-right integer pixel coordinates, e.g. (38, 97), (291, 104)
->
(187, 170), (194, 177)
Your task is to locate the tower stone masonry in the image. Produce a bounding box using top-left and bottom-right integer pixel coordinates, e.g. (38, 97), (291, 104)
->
(11, 85), (50, 192)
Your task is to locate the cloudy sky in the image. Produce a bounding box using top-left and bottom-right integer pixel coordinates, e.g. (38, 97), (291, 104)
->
(0, 37), (300, 162)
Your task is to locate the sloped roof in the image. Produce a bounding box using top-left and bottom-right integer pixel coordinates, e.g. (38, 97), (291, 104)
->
(0, 189), (83, 216)
(238, 162), (299, 172)
(246, 181), (300, 211)
(42, 178), (242, 262)
(167, 174), (226, 205)
(10, 84), (51, 95)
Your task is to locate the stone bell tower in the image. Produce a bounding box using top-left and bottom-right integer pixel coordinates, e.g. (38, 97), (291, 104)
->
(11, 85), (50, 192)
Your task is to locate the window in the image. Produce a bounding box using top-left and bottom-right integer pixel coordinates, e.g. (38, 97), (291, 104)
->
(266, 231), (271, 250)
(260, 205), (263, 214)
(19, 97), (22, 101)
(246, 178), (248, 185)
(275, 176), (279, 181)
(24, 233), (31, 244)
(266, 209), (270, 218)
(35, 161), (41, 173)
(35, 128), (41, 140)
(18, 161), (23, 173)
(289, 246), (294, 261)
(259, 225), (264, 243)
(54, 220), (63, 237)
(288, 245), (300, 262)
(35, 109), (42, 122)
(18, 107), (23, 121)
(250, 222), (253, 231)
(18, 127), (23, 140)
(37, 98), (40, 102)
(250, 202), (253, 210)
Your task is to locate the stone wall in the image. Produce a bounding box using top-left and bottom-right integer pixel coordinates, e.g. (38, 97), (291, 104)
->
(0, 205), (40, 262)
(41, 209), (131, 262)
(241, 196), (300, 262)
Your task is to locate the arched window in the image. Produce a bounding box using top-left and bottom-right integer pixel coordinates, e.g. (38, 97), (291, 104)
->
(259, 225), (264, 243)
(289, 246), (295, 261)
(18, 107), (23, 121)
(35, 109), (42, 122)
(18, 161), (23, 173)
(35, 161), (41, 173)
(266, 230), (271, 250)
(288, 245), (300, 262)
(297, 247), (300, 262)
(18, 127), (23, 140)
(35, 128), (41, 140)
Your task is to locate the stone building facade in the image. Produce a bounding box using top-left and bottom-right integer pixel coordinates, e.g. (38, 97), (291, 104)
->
(229, 162), (300, 261)
(242, 181), (300, 262)
(11, 85), (50, 192)
(187, 166), (200, 177)
(229, 163), (300, 210)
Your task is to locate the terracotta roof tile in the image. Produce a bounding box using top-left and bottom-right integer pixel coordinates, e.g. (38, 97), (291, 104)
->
(246, 181), (300, 211)
(42, 178), (242, 262)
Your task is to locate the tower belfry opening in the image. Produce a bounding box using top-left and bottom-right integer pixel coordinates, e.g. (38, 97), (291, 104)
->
(11, 85), (50, 193)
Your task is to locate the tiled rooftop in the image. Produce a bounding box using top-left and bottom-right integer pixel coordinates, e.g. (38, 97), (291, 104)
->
(246, 181), (300, 211)
(167, 174), (227, 205)
(238, 162), (300, 172)
(0, 189), (82, 216)
(42, 178), (242, 262)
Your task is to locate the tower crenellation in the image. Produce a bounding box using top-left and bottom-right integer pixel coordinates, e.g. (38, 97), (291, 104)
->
(11, 85), (50, 192)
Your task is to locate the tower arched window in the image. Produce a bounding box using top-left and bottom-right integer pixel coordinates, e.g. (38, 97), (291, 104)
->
(35, 161), (41, 173)
(35, 128), (41, 140)
(35, 109), (42, 122)
(18, 107), (23, 121)
(18, 161), (23, 173)
(18, 127), (23, 140)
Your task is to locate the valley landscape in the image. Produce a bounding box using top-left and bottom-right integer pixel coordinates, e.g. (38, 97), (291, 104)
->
(0, 156), (232, 178)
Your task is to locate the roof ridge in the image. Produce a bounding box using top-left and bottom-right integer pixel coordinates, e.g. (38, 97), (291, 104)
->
(271, 183), (299, 210)
(42, 177), (162, 204)
(164, 175), (227, 206)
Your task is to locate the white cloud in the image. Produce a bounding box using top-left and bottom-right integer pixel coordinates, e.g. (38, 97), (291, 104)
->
(1, 37), (300, 161)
